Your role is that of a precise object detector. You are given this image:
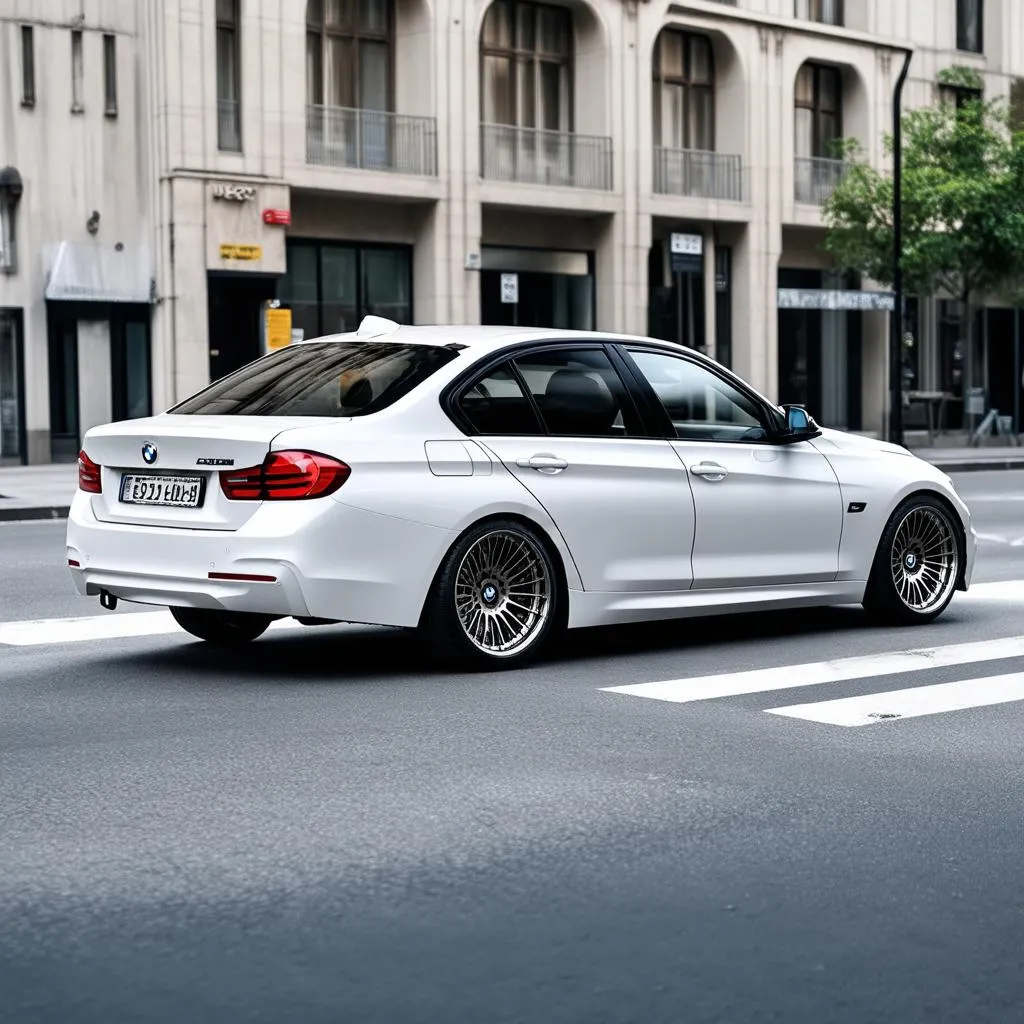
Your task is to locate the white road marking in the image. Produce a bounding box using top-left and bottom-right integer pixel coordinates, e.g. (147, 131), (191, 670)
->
(0, 610), (301, 646)
(957, 579), (1024, 601)
(602, 635), (1024, 705)
(766, 673), (1024, 727)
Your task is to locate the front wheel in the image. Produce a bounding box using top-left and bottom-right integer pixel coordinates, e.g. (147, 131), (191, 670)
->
(419, 519), (563, 670)
(862, 495), (962, 626)
(170, 607), (272, 644)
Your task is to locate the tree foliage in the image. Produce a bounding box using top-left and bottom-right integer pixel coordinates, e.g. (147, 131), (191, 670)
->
(822, 70), (1024, 307)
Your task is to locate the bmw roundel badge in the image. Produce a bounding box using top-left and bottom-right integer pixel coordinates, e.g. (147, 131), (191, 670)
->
(141, 442), (158, 465)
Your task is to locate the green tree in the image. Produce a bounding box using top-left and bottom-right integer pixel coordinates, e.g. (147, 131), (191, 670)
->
(821, 66), (1024, 427)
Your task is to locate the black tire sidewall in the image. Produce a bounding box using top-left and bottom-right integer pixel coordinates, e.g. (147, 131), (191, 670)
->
(422, 518), (562, 670)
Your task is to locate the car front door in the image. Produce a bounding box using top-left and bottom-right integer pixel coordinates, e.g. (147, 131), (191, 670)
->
(618, 346), (844, 590)
(455, 345), (696, 593)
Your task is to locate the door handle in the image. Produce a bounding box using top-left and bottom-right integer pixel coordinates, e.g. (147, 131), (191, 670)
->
(517, 454), (568, 474)
(690, 462), (728, 481)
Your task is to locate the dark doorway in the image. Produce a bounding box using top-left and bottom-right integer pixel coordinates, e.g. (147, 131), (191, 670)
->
(207, 273), (279, 382)
(480, 270), (593, 329)
(0, 308), (26, 465)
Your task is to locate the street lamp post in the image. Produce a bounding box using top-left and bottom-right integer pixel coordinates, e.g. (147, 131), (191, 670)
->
(889, 50), (913, 447)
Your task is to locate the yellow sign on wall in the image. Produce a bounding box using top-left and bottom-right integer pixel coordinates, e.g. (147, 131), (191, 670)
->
(264, 307), (293, 352)
(220, 243), (263, 261)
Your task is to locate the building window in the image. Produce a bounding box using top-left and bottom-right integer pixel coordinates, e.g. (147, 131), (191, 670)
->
(216, 0), (242, 150)
(306, 0), (393, 112)
(71, 30), (84, 112)
(956, 0), (983, 53)
(653, 29), (714, 151)
(21, 26), (35, 106)
(939, 83), (983, 110)
(794, 63), (842, 158)
(103, 34), (117, 116)
(794, 0), (844, 25)
(480, 1), (573, 131)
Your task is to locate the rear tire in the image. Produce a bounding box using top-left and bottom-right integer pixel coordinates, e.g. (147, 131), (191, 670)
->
(862, 494), (962, 626)
(170, 607), (272, 644)
(419, 518), (563, 670)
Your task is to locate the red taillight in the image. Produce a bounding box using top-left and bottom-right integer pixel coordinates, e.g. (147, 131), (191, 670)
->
(78, 450), (102, 493)
(219, 450), (351, 501)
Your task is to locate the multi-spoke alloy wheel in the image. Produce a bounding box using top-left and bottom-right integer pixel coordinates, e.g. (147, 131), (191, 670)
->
(420, 518), (562, 669)
(864, 496), (962, 625)
(454, 529), (551, 656)
(888, 505), (959, 613)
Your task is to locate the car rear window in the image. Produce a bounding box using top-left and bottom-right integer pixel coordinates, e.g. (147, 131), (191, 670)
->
(170, 342), (459, 417)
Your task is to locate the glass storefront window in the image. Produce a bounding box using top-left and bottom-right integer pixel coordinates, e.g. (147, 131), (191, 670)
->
(0, 311), (23, 461)
(278, 241), (412, 340)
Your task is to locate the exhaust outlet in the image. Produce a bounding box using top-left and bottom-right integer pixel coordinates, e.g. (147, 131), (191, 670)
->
(99, 590), (118, 611)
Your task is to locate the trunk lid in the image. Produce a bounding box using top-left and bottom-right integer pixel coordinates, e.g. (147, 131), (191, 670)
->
(83, 414), (333, 530)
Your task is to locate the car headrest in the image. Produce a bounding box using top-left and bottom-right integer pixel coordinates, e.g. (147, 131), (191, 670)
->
(542, 369), (618, 435)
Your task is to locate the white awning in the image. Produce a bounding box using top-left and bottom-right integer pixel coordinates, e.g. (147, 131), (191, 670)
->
(44, 241), (154, 303)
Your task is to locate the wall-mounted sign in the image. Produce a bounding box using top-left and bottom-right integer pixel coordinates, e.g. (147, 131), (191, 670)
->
(777, 288), (895, 311)
(262, 208), (291, 226)
(212, 184), (256, 202)
(465, 252), (481, 271)
(500, 273), (519, 304)
(264, 306), (293, 352)
(220, 243), (262, 261)
(670, 232), (703, 256)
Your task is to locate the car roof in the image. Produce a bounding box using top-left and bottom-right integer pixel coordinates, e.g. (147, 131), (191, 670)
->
(300, 316), (677, 357)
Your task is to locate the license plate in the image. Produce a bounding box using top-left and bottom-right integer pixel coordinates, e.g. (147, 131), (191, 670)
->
(119, 474), (205, 508)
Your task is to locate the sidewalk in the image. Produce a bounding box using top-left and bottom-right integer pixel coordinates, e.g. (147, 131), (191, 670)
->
(0, 442), (1021, 522)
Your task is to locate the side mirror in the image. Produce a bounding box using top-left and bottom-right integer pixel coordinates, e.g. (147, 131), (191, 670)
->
(785, 405), (811, 433)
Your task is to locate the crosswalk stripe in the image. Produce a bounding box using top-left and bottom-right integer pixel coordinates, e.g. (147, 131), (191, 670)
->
(956, 579), (1024, 601)
(601, 635), (1024, 705)
(766, 673), (1024, 727)
(0, 610), (302, 646)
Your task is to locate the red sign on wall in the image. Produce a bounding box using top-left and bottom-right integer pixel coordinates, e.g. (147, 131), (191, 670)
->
(262, 208), (292, 226)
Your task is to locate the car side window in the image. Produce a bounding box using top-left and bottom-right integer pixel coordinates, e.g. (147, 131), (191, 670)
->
(458, 363), (545, 435)
(626, 349), (767, 442)
(511, 348), (640, 438)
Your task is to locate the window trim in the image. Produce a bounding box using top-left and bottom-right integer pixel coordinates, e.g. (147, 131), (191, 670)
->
(479, 0), (575, 131)
(306, 0), (395, 112)
(103, 33), (117, 117)
(956, 0), (984, 54)
(612, 342), (787, 444)
(20, 26), (35, 107)
(443, 340), (653, 439)
(651, 27), (716, 151)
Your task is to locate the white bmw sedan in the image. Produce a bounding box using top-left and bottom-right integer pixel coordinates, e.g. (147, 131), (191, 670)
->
(67, 316), (977, 669)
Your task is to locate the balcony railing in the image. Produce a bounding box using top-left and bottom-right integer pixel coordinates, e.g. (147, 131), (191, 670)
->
(654, 148), (743, 201)
(217, 99), (241, 152)
(794, 156), (848, 204)
(306, 105), (438, 177)
(480, 124), (613, 191)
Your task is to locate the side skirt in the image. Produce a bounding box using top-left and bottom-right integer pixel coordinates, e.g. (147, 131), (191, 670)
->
(566, 581), (868, 630)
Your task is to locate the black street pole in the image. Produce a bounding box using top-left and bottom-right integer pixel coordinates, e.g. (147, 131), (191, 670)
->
(890, 49), (913, 446)
(1014, 306), (1021, 438)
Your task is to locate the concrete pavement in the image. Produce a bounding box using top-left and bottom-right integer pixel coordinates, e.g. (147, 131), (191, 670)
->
(1, 441), (1022, 520)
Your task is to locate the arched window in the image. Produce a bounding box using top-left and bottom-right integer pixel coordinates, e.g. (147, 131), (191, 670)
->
(306, 0), (393, 111)
(652, 29), (714, 152)
(794, 62), (841, 159)
(480, 1), (572, 132)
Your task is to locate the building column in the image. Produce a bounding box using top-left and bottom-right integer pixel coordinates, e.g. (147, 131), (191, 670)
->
(168, 176), (209, 403)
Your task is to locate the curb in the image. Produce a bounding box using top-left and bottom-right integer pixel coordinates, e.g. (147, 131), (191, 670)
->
(927, 460), (1024, 473)
(0, 505), (71, 523)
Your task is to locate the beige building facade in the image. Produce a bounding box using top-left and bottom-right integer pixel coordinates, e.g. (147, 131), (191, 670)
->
(0, 0), (1020, 462)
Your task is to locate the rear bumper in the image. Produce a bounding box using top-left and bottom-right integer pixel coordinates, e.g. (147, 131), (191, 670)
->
(65, 491), (454, 628)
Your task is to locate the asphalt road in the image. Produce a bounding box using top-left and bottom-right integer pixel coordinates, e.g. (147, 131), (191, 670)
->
(2, 470), (1023, 1023)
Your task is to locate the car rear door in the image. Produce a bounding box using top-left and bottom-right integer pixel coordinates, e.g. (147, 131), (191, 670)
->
(455, 344), (697, 593)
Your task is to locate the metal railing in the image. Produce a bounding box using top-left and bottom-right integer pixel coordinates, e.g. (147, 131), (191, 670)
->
(480, 124), (613, 191)
(306, 105), (438, 176)
(217, 99), (241, 152)
(654, 148), (743, 201)
(794, 156), (848, 204)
